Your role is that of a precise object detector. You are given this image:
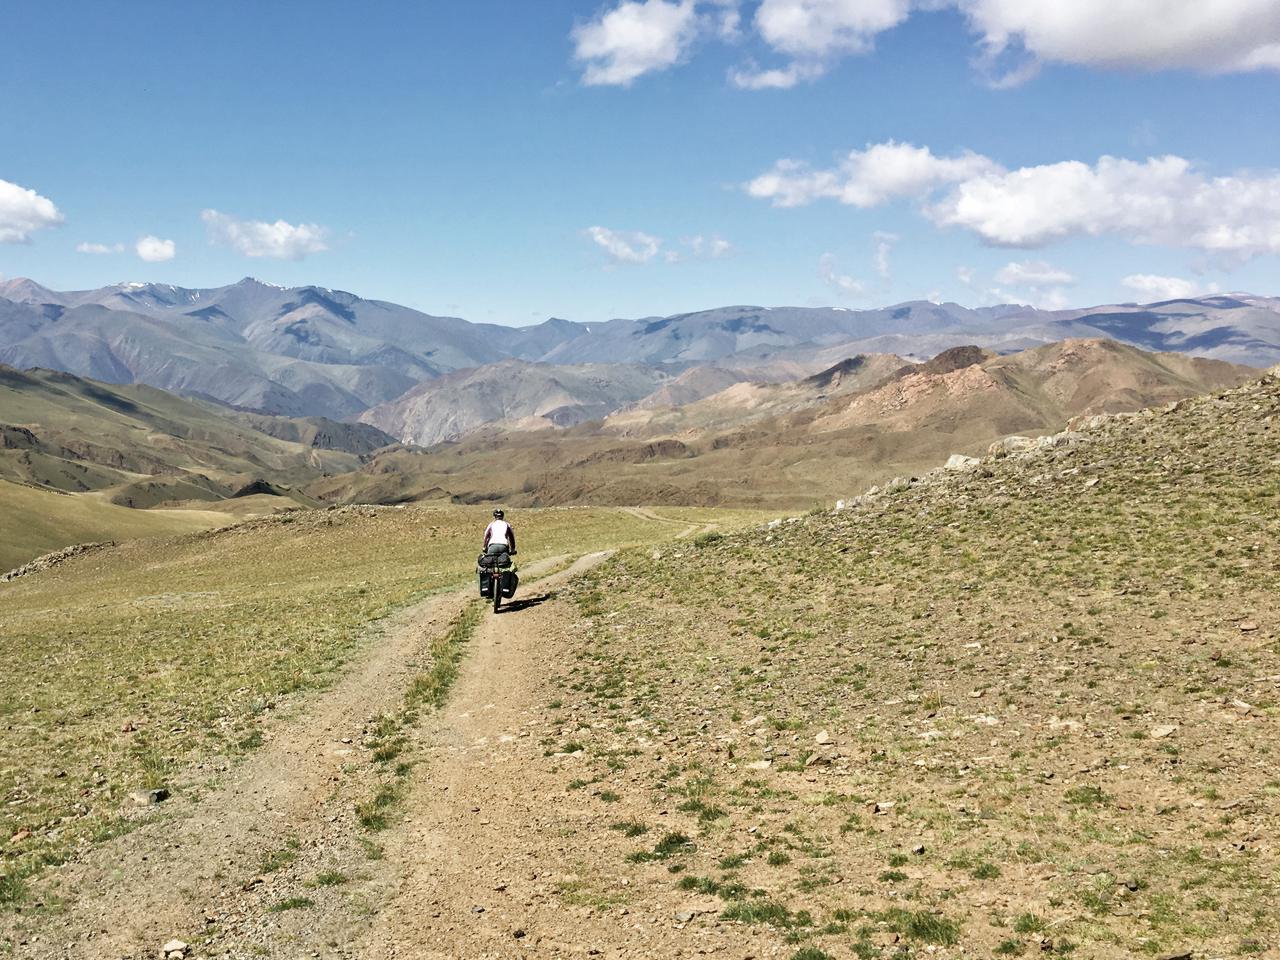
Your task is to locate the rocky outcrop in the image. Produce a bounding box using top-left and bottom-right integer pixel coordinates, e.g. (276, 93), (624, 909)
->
(835, 368), (1280, 515)
(1, 541), (114, 583)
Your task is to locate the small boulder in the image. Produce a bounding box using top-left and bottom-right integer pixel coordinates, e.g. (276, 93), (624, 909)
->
(130, 787), (169, 806)
(944, 454), (980, 471)
(160, 940), (188, 959)
(989, 435), (1036, 455)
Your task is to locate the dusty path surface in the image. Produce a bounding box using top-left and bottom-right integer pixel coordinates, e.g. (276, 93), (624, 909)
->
(618, 507), (712, 540)
(357, 552), (761, 960)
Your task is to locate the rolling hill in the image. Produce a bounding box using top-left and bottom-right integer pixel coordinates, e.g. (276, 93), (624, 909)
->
(602, 352), (910, 439)
(314, 339), (1257, 509)
(358, 358), (672, 446)
(0, 479), (232, 572)
(0, 363), (399, 565)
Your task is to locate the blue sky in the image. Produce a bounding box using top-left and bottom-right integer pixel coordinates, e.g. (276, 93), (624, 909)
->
(2, 0), (1278, 324)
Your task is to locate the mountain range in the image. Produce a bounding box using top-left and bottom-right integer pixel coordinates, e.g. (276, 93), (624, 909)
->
(2, 278), (1278, 439)
(0, 327), (1258, 567)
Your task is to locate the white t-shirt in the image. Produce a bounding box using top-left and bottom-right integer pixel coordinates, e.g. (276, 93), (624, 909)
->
(485, 519), (512, 547)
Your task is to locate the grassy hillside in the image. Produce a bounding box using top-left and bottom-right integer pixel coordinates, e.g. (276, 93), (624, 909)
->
(0, 479), (230, 571)
(0, 504), (766, 906)
(0, 364), (385, 500)
(557, 373), (1280, 957)
(0, 363), (407, 566)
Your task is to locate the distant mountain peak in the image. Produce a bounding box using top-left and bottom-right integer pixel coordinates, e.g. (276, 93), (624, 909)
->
(237, 276), (288, 290)
(0, 277), (60, 303)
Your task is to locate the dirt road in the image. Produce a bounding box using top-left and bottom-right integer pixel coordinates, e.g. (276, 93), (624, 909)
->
(355, 552), (729, 960)
(6, 550), (768, 959)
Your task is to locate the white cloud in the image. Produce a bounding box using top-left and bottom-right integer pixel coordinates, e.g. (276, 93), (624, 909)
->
(575, 1), (1280, 92)
(585, 225), (663, 264)
(873, 230), (897, 280)
(728, 60), (827, 88)
(710, 0), (743, 40)
(753, 0), (911, 58)
(0, 178), (64, 244)
(818, 252), (864, 297)
(202, 209), (329, 260)
(988, 259), (1075, 309)
(573, 0), (700, 86)
(685, 233), (734, 258)
(585, 226), (732, 264)
(747, 141), (997, 208)
(76, 241), (125, 255)
(956, 265), (975, 286)
(961, 0), (1280, 85)
(994, 259), (1074, 287)
(751, 141), (1280, 260)
(135, 235), (176, 262)
(1122, 273), (1217, 301)
(928, 154), (1280, 257)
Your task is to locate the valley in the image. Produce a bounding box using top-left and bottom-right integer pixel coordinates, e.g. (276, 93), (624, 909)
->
(11, 7), (1280, 958)
(2, 278), (1268, 570)
(1, 277), (1278, 959)
(2, 364), (1275, 959)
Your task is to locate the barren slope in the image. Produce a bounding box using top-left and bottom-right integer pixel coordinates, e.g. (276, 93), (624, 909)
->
(317, 340), (1256, 510)
(603, 353), (907, 439)
(359, 359), (670, 445)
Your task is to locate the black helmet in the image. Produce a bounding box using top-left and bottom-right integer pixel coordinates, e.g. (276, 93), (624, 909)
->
(493, 509), (504, 519)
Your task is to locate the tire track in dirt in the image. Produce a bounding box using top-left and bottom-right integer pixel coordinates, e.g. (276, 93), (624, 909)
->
(356, 552), (738, 960)
(618, 507), (715, 540)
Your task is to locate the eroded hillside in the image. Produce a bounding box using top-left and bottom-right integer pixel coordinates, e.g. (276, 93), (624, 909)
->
(326, 340), (1257, 510)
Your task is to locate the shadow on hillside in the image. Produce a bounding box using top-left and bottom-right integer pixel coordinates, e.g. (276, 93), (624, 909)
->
(497, 592), (554, 613)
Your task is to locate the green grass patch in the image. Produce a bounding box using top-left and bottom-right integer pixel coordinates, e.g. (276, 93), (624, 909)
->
(610, 820), (649, 837)
(878, 908), (960, 945)
(721, 898), (812, 928)
(311, 870), (348, 887)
